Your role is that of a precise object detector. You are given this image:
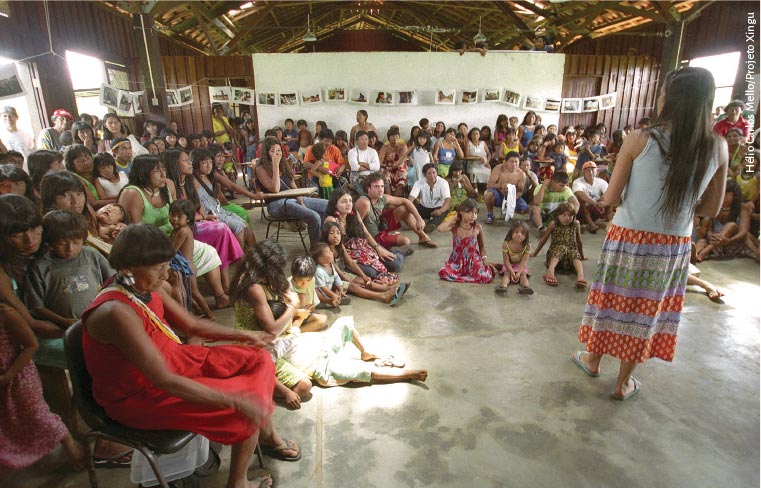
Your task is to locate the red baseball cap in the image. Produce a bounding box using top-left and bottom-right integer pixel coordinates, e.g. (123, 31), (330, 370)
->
(52, 108), (74, 120)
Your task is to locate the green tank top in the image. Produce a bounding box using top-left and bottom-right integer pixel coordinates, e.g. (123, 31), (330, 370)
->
(75, 173), (99, 200)
(362, 195), (386, 236)
(125, 185), (173, 235)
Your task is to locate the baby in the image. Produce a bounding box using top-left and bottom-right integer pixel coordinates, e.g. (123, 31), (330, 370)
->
(95, 203), (129, 243)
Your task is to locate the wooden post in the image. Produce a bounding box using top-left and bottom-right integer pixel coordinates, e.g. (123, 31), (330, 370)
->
(34, 53), (77, 125)
(132, 12), (170, 124)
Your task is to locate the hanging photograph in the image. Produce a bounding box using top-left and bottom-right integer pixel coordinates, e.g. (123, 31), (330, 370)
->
(561, 98), (582, 113)
(481, 88), (502, 103)
(167, 89), (181, 108)
(301, 89), (322, 104)
(544, 98), (561, 113)
(208, 86), (230, 102)
(600, 93), (616, 110)
(326, 88), (346, 102)
(0, 64), (25, 100)
(460, 90), (478, 104)
(349, 89), (369, 104)
(583, 96), (601, 112)
(523, 95), (543, 110)
(435, 89), (456, 105)
(177, 85), (194, 106)
(232, 87), (255, 104)
(257, 91), (277, 106)
(117, 90), (133, 113)
(99, 84), (119, 109)
(502, 89), (521, 107)
(132, 91), (145, 114)
(396, 90), (417, 105)
(279, 92), (299, 106)
(373, 91), (394, 105)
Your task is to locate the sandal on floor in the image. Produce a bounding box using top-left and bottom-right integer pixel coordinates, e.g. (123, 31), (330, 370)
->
(494, 285), (508, 294)
(575, 279), (588, 289)
(260, 438), (302, 462)
(339, 296), (352, 306)
(374, 354), (406, 368)
(418, 239), (437, 248)
(611, 377), (642, 401)
(572, 351), (600, 377)
(543, 274), (558, 286)
(707, 288), (724, 303)
(390, 283), (408, 307)
(518, 286), (534, 295)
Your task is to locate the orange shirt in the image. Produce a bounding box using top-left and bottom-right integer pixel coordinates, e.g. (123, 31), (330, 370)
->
(304, 144), (345, 173)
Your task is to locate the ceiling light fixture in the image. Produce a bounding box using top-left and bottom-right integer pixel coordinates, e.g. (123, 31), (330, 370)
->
(303, 13), (317, 42)
(473, 16), (487, 43)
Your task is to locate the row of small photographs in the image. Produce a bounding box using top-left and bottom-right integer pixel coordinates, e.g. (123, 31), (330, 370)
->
(99, 84), (145, 115)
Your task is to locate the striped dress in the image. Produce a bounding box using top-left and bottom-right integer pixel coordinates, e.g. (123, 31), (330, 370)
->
(577, 130), (720, 363)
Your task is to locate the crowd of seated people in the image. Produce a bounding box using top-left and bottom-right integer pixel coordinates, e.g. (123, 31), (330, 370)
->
(0, 97), (757, 482)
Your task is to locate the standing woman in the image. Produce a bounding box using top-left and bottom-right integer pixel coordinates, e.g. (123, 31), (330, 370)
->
(517, 111), (537, 154)
(210, 103), (237, 160)
(97, 113), (130, 154)
(573, 68), (727, 400)
(349, 110), (377, 149)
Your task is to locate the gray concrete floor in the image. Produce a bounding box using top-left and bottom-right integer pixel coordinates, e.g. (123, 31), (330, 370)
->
(3, 202), (759, 488)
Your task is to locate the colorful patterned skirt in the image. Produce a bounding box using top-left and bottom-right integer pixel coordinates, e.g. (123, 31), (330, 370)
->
(577, 224), (691, 363)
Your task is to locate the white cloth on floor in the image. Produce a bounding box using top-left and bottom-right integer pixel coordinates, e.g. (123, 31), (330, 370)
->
(502, 183), (516, 221)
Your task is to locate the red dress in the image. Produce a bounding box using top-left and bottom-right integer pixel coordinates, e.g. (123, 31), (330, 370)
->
(81, 290), (275, 445)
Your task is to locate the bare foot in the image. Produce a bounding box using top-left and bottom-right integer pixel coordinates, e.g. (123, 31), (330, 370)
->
(227, 475), (273, 488)
(215, 293), (230, 309)
(62, 434), (85, 472)
(381, 286), (398, 304)
(404, 369), (428, 382)
(361, 351), (380, 361)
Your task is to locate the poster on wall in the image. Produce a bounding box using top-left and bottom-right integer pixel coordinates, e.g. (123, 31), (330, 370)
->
(0, 64), (25, 101)
(501, 89), (521, 107)
(325, 88), (346, 102)
(257, 91), (277, 106)
(583, 96), (600, 112)
(349, 89), (369, 104)
(543, 98), (561, 113)
(167, 89), (181, 108)
(132, 91), (145, 114)
(99, 84), (119, 109)
(600, 93), (616, 110)
(301, 89), (322, 104)
(396, 90), (417, 105)
(279, 92), (299, 106)
(481, 88), (501, 103)
(561, 98), (581, 113)
(177, 86), (194, 106)
(373, 91), (394, 105)
(232, 87), (255, 104)
(460, 90), (478, 104)
(117, 91), (133, 113)
(208, 86), (230, 102)
(523, 95), (543, 111)
(435, 89), (455, 105)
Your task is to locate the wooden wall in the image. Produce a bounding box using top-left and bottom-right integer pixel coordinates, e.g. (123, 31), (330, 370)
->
(560, 55), (660, 132)
(161, 56), (255, 136)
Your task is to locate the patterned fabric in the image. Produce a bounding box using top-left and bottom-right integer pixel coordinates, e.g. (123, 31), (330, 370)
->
(578, 224), (690, 363)
(439, 231), (494, 283)
(344, 237), (399, 286)
(382, 145), (408, 190)
(545, 222), (581, 273)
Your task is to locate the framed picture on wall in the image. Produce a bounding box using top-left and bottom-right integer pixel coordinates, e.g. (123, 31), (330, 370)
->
(524, 95), (543, 110)
(208, 86), (230, 102)
(396, 90), (417, 105)
(600, 93), (616, 110)
(502, 89), (521, 107)
(0, 64), (24, 100)
(561, 98), (582, 113)
(544, 98), (561, 113)
(481, 88), (502, 103)
(257, 92), (277, 106)
(325, 88), (346, 102)
(349, 89), (369, 104)
(583, 96), (601, 112)
(232, 87), (255, 104)
(99, 84), (119, 109)
(279, 92), (299, 106)
(301, 89), (322, 104)
(373, 91), (394, 105)
(435, 89), (455, 105)
(177, 86), (194, 106)
(116, 90), (133, 113)
(460, 90), (478, 104)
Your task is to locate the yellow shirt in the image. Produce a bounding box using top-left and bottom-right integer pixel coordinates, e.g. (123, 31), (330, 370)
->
(212, 116), (231, 144)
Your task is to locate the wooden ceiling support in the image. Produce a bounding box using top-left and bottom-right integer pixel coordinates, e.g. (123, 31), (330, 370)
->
(498, 2), (535, 46)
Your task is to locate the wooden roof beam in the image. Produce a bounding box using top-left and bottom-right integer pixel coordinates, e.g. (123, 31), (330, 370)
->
(604, 4), (669, 23)
(222, 3), (279, 54)
(512, 0), (555, 19)
(190, 3), (221, 54)
(190, 1), (237, 39)
(172, 1), (241, 32)
(497, 2), (534, 45)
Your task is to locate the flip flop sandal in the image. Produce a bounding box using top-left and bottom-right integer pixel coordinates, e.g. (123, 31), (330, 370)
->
(572, 351), (600, 377)
(390, 283), (408, 307)
(575, 279), (588, 289)
(707, 289), (724, 303)
(374, 355), (406, 368)
(518, 286), (534, 295)
(611, 377), (641, 401)
(260, 438), (302, 462)
(494, 285), (508, 294)
(543, 274), (558, 286)
(339, 296), (352, 306)
(418, 239), (438, 248)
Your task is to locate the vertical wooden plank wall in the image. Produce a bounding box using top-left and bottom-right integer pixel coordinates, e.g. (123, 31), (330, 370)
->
(161, 56), (254, 135)
(561, 55), (660, 132)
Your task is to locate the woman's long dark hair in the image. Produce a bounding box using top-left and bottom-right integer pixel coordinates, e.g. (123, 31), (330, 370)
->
(101, 113), (129, 141)
(258, 137), (292, 179)
(164, 148), (200, 210)
(724, 180), (743, 222)
(0, 194), (43, 281)
(27, 150), (62, 192)
(325, 189), (365, 238)
(230, 239), (289, 303)
(125, 155), (169, 205)
(649, 67), (718, 225)
(190, 147), (219, 199)
(0, 164), (41, 206)
(64, 144), (93, 174)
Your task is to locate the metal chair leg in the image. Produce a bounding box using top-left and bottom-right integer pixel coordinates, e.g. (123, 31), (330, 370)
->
(138, 445), (172, 488)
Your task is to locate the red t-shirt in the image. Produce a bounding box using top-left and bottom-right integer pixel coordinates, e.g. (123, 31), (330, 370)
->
(713, 116), (750, 138)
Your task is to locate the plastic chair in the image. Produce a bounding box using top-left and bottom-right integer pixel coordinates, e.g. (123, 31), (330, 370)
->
(64, 321), (197, 488)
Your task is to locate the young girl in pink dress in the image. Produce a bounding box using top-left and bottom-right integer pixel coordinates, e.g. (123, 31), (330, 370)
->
(437, 199), (494, 283)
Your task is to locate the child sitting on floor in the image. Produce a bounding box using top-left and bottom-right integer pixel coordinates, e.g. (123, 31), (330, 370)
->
(531, 202), (587, 288)
(288, 255), (328, 332)
(496, 221), (533, 295)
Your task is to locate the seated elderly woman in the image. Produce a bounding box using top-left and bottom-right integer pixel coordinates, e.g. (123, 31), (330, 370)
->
(81, 224), (301, 488)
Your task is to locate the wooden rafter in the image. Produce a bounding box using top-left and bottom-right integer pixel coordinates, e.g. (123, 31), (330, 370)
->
(603, 4), (670, 23)
(512, 0), (555, 19)
(496, 2), (535, 45)
(190, 3), (221, 54)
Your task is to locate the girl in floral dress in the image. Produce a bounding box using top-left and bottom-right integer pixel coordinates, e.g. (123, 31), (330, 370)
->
(437, 199), (494, 283)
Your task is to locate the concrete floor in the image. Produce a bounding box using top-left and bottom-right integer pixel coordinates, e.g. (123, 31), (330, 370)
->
(3, 203), (759, 488)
